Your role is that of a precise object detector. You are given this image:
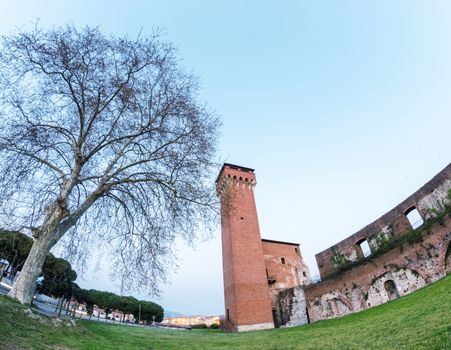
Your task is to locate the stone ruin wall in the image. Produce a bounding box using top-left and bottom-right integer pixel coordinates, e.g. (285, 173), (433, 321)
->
(278, 286), (309, 327)
(277, 163), (451, 325)
(315, 166), (451, 279)
(262, 240), (312, 327)
(304, 221), (450, 322)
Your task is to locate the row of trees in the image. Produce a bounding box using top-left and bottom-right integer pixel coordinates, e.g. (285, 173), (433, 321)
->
(0, 230), (32, 275)
(1, 230), (163, 323)
(72, 286), (164, 323)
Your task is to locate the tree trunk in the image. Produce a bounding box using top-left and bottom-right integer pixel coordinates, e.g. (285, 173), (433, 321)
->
(8, 234), (54, 305)
(7, 196), (75, 305)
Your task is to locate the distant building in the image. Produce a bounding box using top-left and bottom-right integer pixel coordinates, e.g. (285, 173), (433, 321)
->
(89, 306), (134, 322)
(161, 315), (220, 327)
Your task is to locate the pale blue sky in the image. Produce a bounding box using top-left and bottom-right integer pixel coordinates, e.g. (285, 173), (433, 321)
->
(1, 1), (450, 316)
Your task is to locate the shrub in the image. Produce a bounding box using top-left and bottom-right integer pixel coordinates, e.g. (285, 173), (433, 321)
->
(191, 323), (208, 329)
(331, 247), (349, 269)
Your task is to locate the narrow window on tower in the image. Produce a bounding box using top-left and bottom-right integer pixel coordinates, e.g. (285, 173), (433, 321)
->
(281, 257), (286, 264)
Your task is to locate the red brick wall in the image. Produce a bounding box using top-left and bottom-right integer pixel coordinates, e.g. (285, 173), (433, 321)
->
(304, 218), (450, 322)
(262, 240), (311, 307)
(217, 164), (274, 330)
(303, 163), (450, 323)
(316, 163), (451, 279)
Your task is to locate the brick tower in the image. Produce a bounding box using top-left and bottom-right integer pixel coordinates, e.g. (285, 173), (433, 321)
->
(216, 163), (274, 332)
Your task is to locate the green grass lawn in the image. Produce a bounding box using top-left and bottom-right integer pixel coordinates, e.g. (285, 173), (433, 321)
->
(1, 275), (450, 350)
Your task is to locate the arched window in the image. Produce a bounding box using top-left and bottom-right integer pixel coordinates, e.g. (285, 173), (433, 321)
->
(405, 207), (424, 229)
(384, 280), (399, 301)
(272, 309), (279, 328)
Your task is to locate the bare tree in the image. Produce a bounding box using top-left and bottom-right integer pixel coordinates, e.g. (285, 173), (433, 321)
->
(0, 25), (220, 304)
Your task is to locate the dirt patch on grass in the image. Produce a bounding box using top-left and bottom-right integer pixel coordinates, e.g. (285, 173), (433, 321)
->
(2, 343), (26, 350)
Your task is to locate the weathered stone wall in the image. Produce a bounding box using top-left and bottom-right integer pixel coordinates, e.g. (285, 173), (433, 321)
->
(277, 286), (309, 327)
(303, 220), (450, 322)
(277, 163), (450, 326)
(315, 163), (451, 279)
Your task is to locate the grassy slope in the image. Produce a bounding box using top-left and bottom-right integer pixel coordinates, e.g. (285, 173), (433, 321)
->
(1, 275), (450, 350)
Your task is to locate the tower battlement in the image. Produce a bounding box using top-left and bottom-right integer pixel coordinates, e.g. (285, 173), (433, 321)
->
(216, 163), (256, 198)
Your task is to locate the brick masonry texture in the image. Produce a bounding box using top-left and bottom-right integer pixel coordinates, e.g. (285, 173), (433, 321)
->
(303, 219), (450, 322)
(217, 164), (274, 331)
(217, 164), (312, 331)
(262, 241), (310, 302)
